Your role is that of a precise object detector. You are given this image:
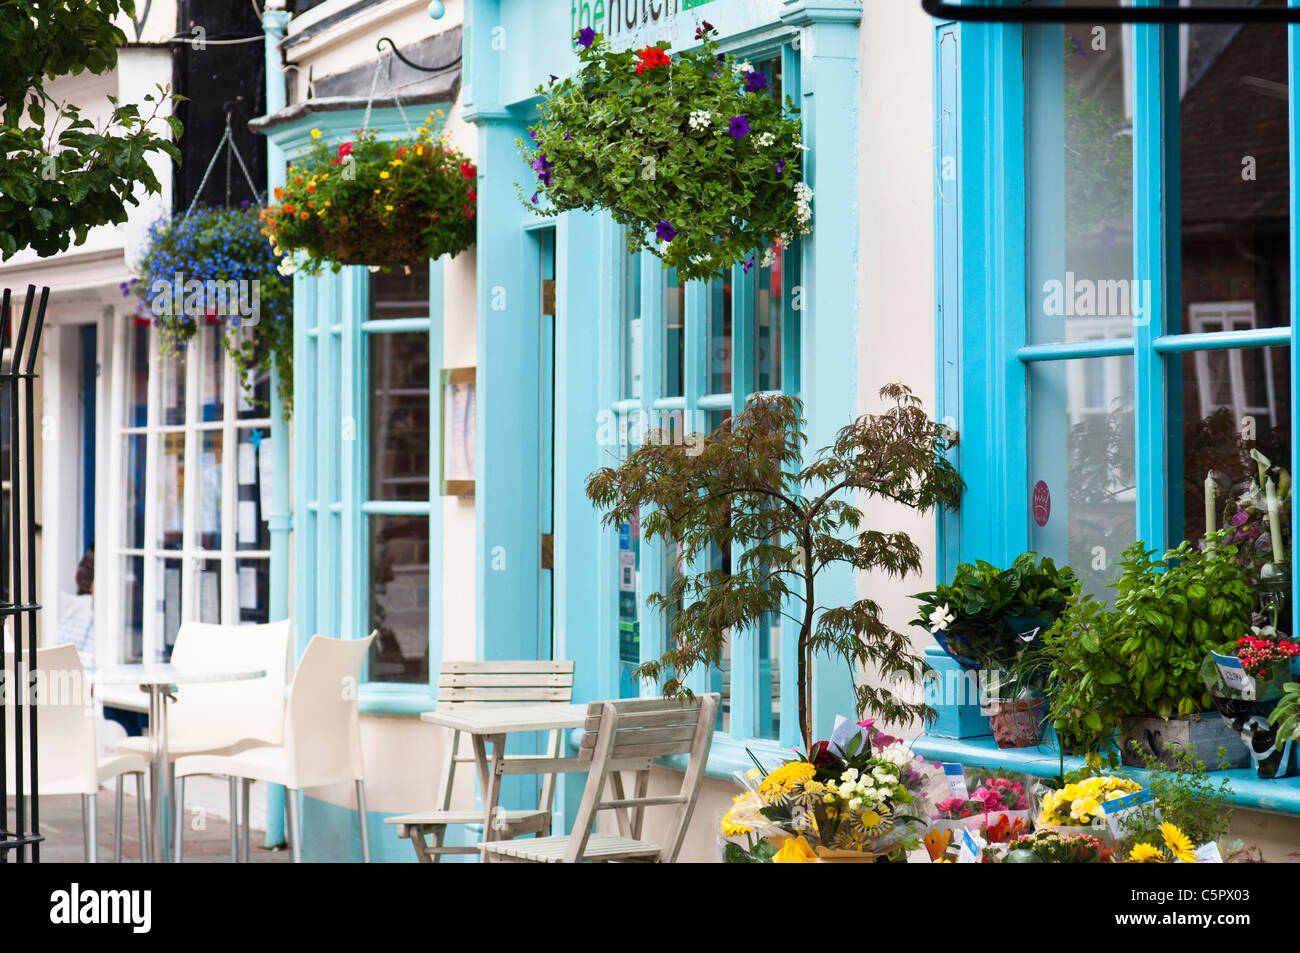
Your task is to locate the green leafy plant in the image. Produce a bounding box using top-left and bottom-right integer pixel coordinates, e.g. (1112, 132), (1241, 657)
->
(1118, 744), (1234, 854)
(0, 0), (181, 259)
(585, 384), (964, 749)
(521, 24), (809, 281)
(911, 552), (1076, 675)
(135, 205), (293, 416)
(1268, 680), (1300, 743)
(261, 117), (476, 272)
(1023, 534), (1256, 757)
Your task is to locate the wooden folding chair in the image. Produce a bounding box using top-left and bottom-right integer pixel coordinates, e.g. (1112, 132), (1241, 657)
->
(479, 693), (719, 863)
(385, 659), (575, 862)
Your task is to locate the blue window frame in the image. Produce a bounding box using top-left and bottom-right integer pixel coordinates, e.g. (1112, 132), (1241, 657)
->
(928, 5), (1300, 807)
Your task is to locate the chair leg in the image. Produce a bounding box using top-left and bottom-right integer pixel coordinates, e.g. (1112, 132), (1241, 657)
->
(229, 776), (239, 863)
(241, 778), (251, 862)
(114, 776), (124, 864)
(135, 773), (150, 862)
(83, 794), (97, 863)
(173, 777), (185, 864)
(356, 780), (370, 864)
(286, 788), (302, 863)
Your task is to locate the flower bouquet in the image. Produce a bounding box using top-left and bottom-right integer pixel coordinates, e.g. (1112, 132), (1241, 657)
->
(1125, 822), (1204, 863)
(721, 725), (937, 863)
(522, 24), (810, 281)
(1033, 775), (1142, 842)
(991, 829), (1115, 863)
(931, 771), (1031, 837)
(261, 115), (477, 272)
(1201, 626), (1300, 778)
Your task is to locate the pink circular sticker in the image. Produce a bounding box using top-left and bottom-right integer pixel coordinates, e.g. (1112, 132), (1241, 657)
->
(1032, 481), (1051, 527)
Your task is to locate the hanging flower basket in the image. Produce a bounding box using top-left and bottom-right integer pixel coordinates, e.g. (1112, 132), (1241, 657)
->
(521, 24), (811, 282)
(261, 117), (477, 272)
(135, 203), (293, 416)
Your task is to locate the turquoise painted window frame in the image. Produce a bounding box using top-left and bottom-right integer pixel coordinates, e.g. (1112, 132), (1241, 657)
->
(263, 106), (448, 714)
(929, 2), (1300, 794)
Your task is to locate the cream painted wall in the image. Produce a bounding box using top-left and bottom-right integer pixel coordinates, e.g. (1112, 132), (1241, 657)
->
(852, 0), (940, 736)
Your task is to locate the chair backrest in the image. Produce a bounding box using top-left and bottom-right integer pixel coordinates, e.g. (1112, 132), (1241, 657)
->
(567, 693), (719, 863)
(438, 659), (575, 708)
(285, 633), (374, 788)
(167, 619), (293, 748)
(3, 644), (97, 796)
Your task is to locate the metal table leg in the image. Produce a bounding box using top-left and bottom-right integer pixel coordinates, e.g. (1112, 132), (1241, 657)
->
(147, 684), (171, 863)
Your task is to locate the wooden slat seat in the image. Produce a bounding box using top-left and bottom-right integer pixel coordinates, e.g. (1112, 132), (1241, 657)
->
(480, 694), (719, 864)
(392, 659), (575, 863)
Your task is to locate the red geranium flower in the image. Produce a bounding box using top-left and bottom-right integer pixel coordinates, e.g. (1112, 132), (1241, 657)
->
(634, 46), (670, 75)
(460, 162), (476, 179)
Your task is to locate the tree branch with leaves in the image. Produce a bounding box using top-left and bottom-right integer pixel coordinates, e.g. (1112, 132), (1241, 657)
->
(586, 384), (965, 750)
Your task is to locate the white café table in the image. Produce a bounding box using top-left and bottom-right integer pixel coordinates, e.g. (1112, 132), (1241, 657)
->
(91, 663), (266, 863)
(420, 703), (590, 856)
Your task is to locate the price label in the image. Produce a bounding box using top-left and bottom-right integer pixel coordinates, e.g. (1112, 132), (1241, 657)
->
(1212, 651), (1256, 701)
(942, 763), (969, 800)
(957, 828), (985, 864)
(1100, 790), (1158, 839)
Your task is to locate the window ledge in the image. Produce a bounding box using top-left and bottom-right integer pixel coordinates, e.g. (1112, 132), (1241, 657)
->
(911, 734), (1300, 817)
(358, 684), (438, 716)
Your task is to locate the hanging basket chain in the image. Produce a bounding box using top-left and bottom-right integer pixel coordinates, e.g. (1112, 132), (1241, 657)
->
(360, 52), (418, 138)
(182, 112), (265, 222)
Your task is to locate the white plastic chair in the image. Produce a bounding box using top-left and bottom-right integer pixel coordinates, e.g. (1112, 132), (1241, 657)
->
(4, 644), (149, 862)
(116, 619), (291, 860)
(173, 633), (375, 863)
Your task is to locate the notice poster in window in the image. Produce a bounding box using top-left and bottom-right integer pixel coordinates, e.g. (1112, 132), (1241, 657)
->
(238, 565), (258, 609)
(258, 440), (272, 515)
(440, 367), (475, 496)
(238, 441), (257, 485)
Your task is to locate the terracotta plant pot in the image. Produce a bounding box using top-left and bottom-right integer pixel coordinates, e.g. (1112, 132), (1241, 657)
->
(988, 698), (1044, 748)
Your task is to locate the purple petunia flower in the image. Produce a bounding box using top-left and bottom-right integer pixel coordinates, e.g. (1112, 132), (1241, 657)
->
(775, 158), (786, 176)
(743, 70), (768, 93)
(656, 221), (677, 242)
(717, 53), (726, 62)
(529, 129), (538, 141)
(577, 27), (596, 48)
(531, 153), (555, 187)
(743, 257), (754, 274)
(727, 115), (751, 139)
(531, 191), (540, 205)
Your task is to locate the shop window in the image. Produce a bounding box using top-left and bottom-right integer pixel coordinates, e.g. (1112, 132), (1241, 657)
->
(364, 267), (433, 684)
(115, 319), (273, 663)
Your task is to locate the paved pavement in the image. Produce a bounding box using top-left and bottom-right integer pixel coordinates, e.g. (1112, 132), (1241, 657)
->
(6, 791), (292, 864)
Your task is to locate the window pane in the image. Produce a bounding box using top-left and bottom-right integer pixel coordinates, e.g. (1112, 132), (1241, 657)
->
(663, 266), (685, 398)
(158, 556), (183, 659)
(1184, 345), (1292, 590)
(197, 430), (222, 551)
(1181, 6), (1290, 333)
(368, 514), (429, 683)
(237, 557), (270, 624)
(127, 321), (149, 427)
(123, 434), (146, 549)
(369, 268), (430, 320)
(621, 247), (642, 401)
(200, 324), (224, 421)
(158, 432), (184, 550)
(194, 558), (221, 623)
(616, 510), (641, 699)
(754, 239), (784, 394)
(707, 276), (732, 395)
(236, 428), (270, 550)
(122, 555), (144, 663)
(237, 335), (272, 420)
(706, 410), (731, 732)
(1029, 356), (1136, 598)
(160, 349), (186, 426)
(368, 331), (430, 501)
(1026, 5), (1136, 344)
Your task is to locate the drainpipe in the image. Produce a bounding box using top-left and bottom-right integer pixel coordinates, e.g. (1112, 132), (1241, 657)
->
(263, 0), (292, 851)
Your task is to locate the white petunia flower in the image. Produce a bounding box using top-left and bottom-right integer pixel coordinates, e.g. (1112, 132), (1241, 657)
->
(756, 131), (775, 147)
(688, 109), (713, 132)
(734, 60), (753, 74)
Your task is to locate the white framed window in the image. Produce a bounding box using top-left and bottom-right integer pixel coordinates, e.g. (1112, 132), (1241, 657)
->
(1189, 302), (1279, 429)
(111, 316), (273, 663)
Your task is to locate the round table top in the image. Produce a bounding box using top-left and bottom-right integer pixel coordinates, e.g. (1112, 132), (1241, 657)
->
(89, 662), (267, 687)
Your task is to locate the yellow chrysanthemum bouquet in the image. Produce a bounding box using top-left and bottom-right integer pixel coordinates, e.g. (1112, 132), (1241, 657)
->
(721, 727), (939, 863)
(1034, 775), (1142, 837)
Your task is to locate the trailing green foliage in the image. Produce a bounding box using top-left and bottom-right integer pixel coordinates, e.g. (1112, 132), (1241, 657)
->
(585, 384), (964, 749)
(1118, 745), (1234, 854)
(0, 0), (181, 259)
(1269, 680), (1300, 743)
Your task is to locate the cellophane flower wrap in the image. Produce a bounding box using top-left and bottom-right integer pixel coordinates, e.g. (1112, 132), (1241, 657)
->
(521, 24), (809, 281)
(1034, 775), (1141, 838)
(260, 115), (477, 272)
(932, 770), (1032, 842)
(990, 829), (1115, 863)
(721, 725), (939, 862)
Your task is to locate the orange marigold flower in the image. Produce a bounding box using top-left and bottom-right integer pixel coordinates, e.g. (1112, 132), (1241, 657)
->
(299, 211), (310, 220)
